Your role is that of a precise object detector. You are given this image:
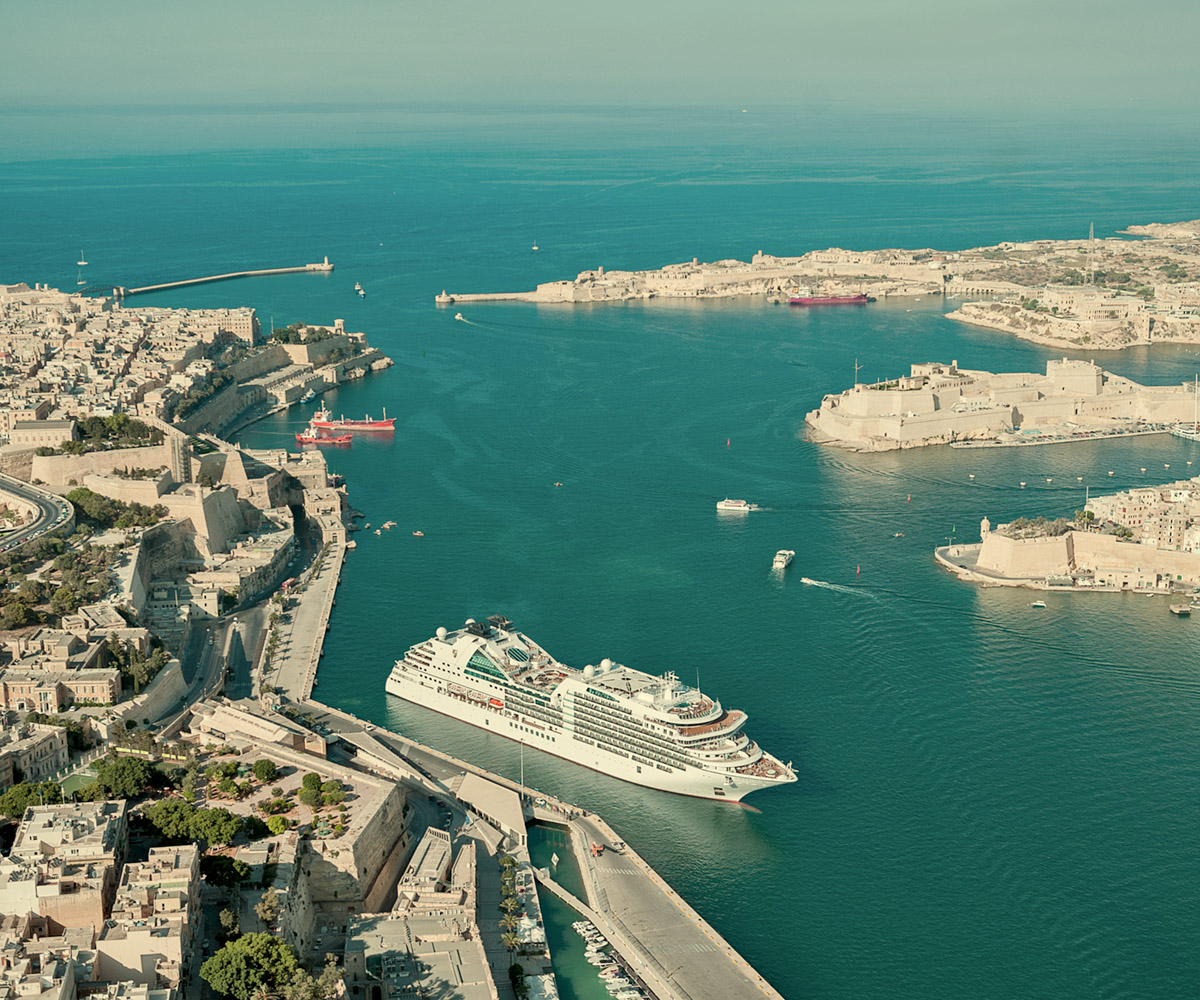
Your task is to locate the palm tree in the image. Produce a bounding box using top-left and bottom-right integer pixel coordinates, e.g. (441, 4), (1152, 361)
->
(501, 931), (520, 955)
(500, 896), (521, 914)
(500, 913), (520, 932)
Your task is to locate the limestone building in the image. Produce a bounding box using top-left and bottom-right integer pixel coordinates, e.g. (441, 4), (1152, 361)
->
(95, 846), (199, 991)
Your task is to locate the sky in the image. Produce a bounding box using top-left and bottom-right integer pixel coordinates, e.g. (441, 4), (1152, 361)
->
(3, 0), (1199, 113)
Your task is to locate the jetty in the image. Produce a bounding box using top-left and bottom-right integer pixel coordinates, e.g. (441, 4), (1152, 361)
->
(117, 257), (333, 297)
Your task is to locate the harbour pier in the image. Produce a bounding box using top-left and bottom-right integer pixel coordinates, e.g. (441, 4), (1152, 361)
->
(116, 257), (334, 297)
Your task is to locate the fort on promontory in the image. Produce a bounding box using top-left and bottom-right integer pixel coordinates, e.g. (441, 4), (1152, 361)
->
(805, 358), (1200, 452)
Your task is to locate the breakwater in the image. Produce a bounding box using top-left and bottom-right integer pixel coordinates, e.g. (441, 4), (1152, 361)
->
(118, 257), (333, 296)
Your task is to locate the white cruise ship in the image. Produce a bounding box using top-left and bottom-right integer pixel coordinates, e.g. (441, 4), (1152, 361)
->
(386, 615), (796, 802)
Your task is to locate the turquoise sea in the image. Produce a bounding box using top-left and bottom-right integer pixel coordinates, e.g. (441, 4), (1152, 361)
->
(5, 105), (1200, 999)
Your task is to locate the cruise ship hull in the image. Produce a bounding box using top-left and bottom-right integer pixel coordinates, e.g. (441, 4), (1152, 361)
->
(385, 667), (785, 802)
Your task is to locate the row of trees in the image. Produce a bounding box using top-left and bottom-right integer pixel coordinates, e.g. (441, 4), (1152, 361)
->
(173, 371), (233, 420)
(66, 487), (167, 531)
(143, 798), (245, 846)
(269, 323), (336, 345)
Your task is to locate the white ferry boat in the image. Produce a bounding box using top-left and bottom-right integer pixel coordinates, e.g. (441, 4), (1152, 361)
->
(716, 498), (759, 512)
(385, 615), (796, 801)
(772, 549), (794, 570)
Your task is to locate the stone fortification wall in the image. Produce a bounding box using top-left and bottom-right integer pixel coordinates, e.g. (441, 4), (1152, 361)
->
(974, 530), (1200, 587)
(1071, 532), (1200, 585)
(157, 485), (246, 555)
(837, 386), (941, 418)
(807, 403), (1013, 451)
(174, 382), (267, 436)
(82, 472), (172, 505)
(977, 532), (1072, 578)
(281, 336), (352, 367)
(227, 344), (291, 381)
(31, 443), (175, 492)
(114, 658), (187, 724)
(0, 449), (34, 481)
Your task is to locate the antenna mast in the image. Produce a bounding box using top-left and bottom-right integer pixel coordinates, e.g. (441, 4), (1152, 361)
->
(854, 358), (863, 386)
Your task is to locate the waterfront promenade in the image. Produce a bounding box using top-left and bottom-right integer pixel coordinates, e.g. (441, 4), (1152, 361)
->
(263, 541), (344, 702)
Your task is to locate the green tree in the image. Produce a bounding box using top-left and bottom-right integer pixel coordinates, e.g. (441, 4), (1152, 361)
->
(1, 602), (31, 629)
(301, 772), (322, 792)
(191, 807), (242, 846)
(251, 758), (278, 783)
(267, 815), (289, 836)
(94, 755), (152, 798)
(254, 886), (281, 926)
(145, 799), (198, 840)
(200, 933), (300, 1000)
(298, 787), (321, 809)
(282, 956), (343, 1000)
(0, 781), (63, 819)
(202, 855), (251, 888)
(219, 907), (239, 936)
(242, 815), (269, 840)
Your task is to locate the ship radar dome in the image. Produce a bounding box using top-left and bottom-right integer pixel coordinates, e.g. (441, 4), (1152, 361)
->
(436, 627), (447, 640)
(600, 657), (612, 671)
(464, 618), (475, 626)
(583, 664), (596, 678)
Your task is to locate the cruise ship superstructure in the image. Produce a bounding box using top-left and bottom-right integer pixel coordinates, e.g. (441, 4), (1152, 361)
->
(386, 615), (796, 802)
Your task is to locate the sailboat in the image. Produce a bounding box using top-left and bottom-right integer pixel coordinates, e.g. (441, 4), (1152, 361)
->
(76, 250), (88, 286)
(531, 241), (539, 251)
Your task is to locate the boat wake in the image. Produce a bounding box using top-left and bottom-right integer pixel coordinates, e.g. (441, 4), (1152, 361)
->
(800, 577), (873, 597)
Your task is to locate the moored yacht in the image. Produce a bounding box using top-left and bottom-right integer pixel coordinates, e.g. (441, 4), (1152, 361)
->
(386, 615), (796, 801)
(772, 549), (795, 570)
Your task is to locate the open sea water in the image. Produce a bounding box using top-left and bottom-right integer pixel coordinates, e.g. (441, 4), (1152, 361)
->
(4, 105), (1200, 1000)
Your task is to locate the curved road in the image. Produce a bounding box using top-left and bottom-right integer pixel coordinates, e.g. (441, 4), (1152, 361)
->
(0, 472), (72, 553)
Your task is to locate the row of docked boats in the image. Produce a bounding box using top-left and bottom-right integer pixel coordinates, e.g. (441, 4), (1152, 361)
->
(572, 921), (648, 1000)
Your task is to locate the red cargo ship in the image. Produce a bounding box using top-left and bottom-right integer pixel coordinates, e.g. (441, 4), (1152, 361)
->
(309, 406), (395, 431)
(788, 290), (868, 306)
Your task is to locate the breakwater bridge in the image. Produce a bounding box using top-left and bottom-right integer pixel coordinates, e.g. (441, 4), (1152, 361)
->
(77, 257), (334, 298)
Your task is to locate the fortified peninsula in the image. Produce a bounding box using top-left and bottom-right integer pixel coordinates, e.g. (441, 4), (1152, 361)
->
(438, 217), (1200, 349)
(804, 357), (1200, 452)
(938, 473), (1200, 594)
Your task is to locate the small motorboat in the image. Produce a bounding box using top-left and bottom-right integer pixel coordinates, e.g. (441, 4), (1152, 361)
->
(412, 530), (424, 537)
(1031, 600), (1046, 608)
(1020, 481), (1027, 488)
(455, 312), (465, 321)
(968, 473), (975, 479)
(893, 532), (905, 538)
(1108, 471), (1114, 475)
(374, 529), (381, 535)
